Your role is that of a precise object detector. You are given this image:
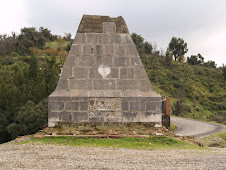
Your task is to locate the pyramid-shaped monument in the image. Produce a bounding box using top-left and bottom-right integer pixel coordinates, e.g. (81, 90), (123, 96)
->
(48, 15), (162, 127)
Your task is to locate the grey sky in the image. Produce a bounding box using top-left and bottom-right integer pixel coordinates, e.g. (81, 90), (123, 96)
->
(1, 0), (225, 66)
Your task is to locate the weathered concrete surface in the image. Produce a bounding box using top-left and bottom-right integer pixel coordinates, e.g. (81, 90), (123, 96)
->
(48, 15), (162, 127)
(77, 15), (129, 34)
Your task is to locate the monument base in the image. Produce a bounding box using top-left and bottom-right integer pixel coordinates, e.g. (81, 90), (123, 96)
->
(48, 95), (162, 127)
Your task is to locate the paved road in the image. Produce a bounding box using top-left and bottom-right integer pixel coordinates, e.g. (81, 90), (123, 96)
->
(171, 116), (225, 137)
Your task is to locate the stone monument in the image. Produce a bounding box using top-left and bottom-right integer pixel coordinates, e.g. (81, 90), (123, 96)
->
(48, 15), (162, 127)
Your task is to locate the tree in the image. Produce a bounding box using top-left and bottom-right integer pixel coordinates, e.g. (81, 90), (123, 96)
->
(165, 49), (173, 67)
(168, 37), (188, 62)
(187, 53), (204, 65)
(39, 27), (52, 41)
(204, 61), (217, 68)
(57, 37), (65, 50)
(7, 99), (48, 139)
(28, 54), (38, 79)
(43, 56), (60, 94)
(0, 112), (12, 143)
(131, 33), (145, 55)
(144, 41), (153, 54)
(16, 27), (46, 55)
(222, 65), (226, 81)
(63, 33), (72, 41)
(58, 49), (68, 65)
(0, 33), (17, 56)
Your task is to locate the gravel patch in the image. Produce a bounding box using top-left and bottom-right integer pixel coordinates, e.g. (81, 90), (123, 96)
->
(0, 143), (225, 170)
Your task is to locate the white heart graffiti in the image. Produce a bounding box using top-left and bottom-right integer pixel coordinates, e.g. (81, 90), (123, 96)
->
(98, 65), (111, 79)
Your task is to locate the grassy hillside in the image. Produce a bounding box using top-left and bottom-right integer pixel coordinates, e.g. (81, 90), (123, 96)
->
(141, 55), (225, 123)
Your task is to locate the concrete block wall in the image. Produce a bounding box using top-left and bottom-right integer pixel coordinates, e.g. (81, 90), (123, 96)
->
(48, 96), (162, 127)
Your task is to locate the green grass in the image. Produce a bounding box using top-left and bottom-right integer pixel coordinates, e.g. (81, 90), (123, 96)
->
(21, 136), (204, 150)
(217, 132), (226, 139)
(170, 124), (176, 131)
(198, 131), (226, 148)
(46, 41), (70, 49)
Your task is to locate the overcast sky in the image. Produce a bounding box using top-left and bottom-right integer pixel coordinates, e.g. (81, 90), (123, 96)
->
(1, 0), (225, 66)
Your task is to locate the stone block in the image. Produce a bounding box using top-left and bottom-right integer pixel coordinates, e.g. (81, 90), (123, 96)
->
(134, 67), (147, 79)
(89, 90), (105, 97)
(48, 111), (61, 122)
(49, 91), (71, 100)
(89, 68), (102, 79)
(78, 55), (95, 66)
(74, 67), (89, 79)
(94, 45), (104, 55)
(105, 117), (120, 122)
(73, 33), (87, 44)
(108, 33), (116, 44)
(71, 102), (79, 110)
(122, 90), (140, 97)
(70, 79), (92, 90)
(99, 34), (109, 44)
(71, 97), (88, 101)
(56, 78), (69, 90)
(83, 45), (94, 55)
(103, 90), (122, 97)
(105, 45), (114, 55)
(80, 101), (88, 110)
(94, 80), (115, 90)
(64, 54), (78, 67)
(130, 101), (145, 111)
(93, 80), (104, 90)
(125, 34), (134, 44)
(140, 112), (161, 122)
(65, 102), (79, 110)
(113, 57), (130, 67)
(86, 33), (99, 44)
(123, 97), (146, 103)
(89, 116), (105, 122)
(122, 112), (139, 122)
(122, 102), (129, 111)
(117, 80), (139, 90)
(134, 57), (144, 67)
(104, 80), (116, 90)
(69, 45), (82, 56)
(96, 55), (112, 66)
(48, 102), (64, 111)
(126, 45), (139, 56)
(140, 80), (151, 91)
(114, 44), (126, 55)
(103, 22), (116, 33)
(61, 112), (71, 121)
(119, 34), (128, 43)
(107, 68), (119, 78)
(72, 112), (89, 121)
(146, 101), (161, 111)
(61, 67), (73, 79)
(120, 68), (134, 79)
(70, 90), (89, 97)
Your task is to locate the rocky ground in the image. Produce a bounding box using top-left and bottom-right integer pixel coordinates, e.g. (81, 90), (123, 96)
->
(0, 142), (225, 170)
